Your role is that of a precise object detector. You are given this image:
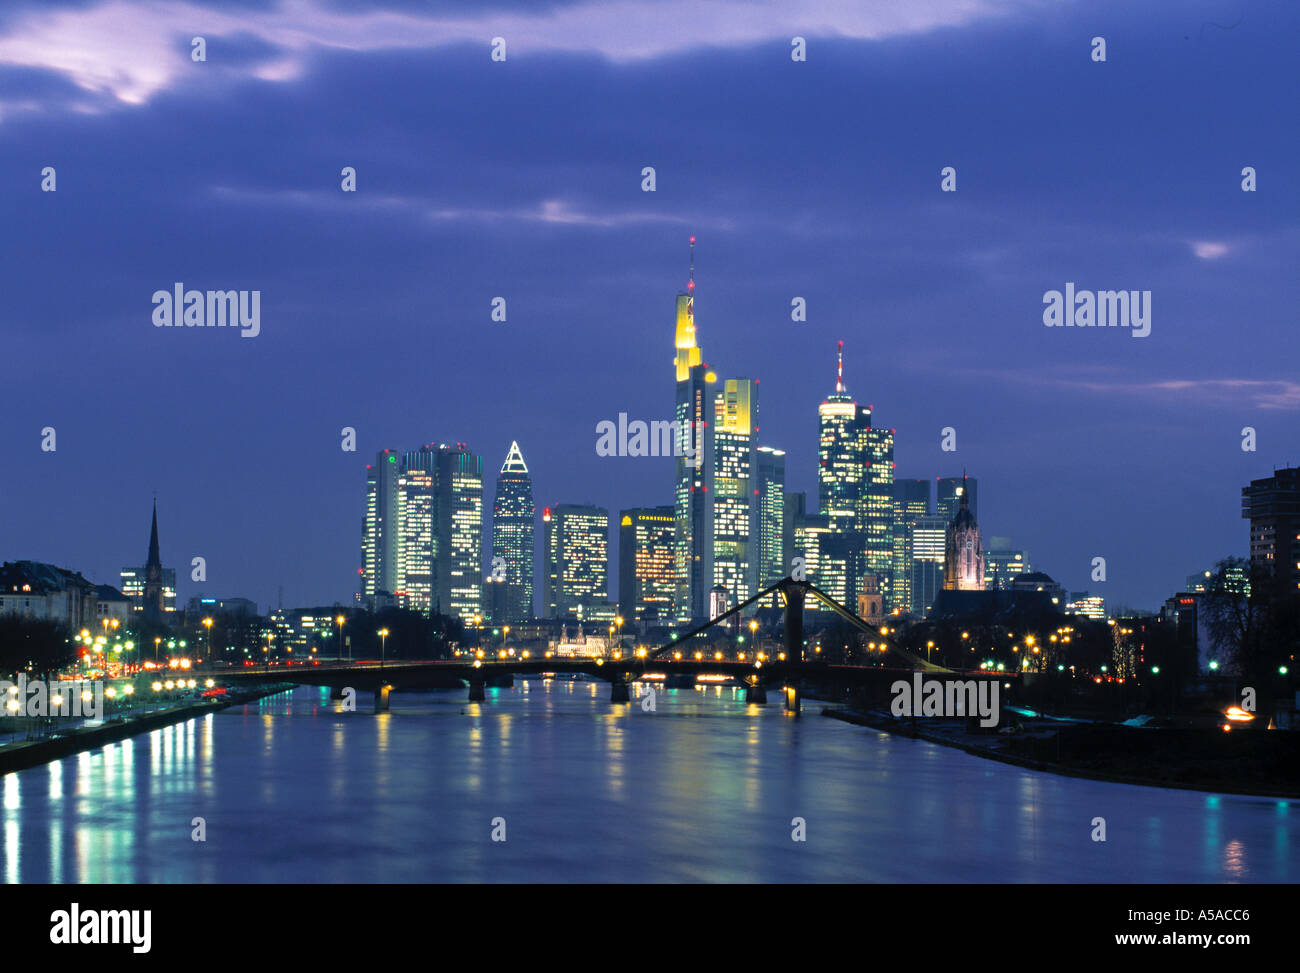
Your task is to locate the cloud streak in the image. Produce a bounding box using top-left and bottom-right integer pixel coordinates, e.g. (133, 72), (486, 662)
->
(0, 0), (1036, 115)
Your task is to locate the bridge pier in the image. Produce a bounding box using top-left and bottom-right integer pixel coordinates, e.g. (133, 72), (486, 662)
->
(783, 685), (801, 715)
(783, 583), (804, 663)
(610, 679), (631, 703)
(468, 679), (486, 702)
(745, 681), (767, 704)
(374, 685), (391, 713)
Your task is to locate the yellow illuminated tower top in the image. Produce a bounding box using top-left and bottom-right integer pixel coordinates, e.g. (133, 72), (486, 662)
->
(675, 236), (703, 382)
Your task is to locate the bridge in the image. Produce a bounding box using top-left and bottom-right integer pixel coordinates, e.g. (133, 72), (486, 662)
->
(221, 579), (1005, 714)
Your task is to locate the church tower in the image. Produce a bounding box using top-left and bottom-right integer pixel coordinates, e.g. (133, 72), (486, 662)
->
(942, 475), (985, 591)
(143, 500), (165, 622)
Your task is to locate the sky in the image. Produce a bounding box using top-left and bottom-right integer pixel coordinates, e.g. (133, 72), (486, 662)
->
(0, 0), (1296, 614)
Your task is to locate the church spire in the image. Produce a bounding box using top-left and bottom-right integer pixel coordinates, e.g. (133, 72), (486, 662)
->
(147, 499), (161, 568)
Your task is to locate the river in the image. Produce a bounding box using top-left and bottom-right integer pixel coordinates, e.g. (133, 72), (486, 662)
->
(1, 679), (1293, 882)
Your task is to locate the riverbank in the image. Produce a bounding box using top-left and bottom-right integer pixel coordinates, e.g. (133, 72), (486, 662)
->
(0, 684), (292, 775)
(823, 707), (1300, 799)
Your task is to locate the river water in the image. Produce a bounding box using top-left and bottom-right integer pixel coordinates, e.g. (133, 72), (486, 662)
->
(2, 680), (1294, 882)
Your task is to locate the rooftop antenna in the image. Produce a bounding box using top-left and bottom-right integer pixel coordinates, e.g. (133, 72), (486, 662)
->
(836, 340), (845, 394)
(687, 235), (695, 294)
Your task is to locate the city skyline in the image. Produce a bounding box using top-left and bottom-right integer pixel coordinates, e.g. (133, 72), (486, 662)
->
(2, 0), (1296, 614)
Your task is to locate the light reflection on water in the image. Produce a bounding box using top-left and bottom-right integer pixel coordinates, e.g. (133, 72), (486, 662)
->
(0, 681), (1294, 883)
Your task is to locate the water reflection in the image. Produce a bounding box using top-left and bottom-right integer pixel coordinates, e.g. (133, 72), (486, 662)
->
(0, 681), (1295, 883)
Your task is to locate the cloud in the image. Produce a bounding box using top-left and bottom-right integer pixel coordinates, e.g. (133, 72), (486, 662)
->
(977, 370), (1300, 411)
(1191, 240), (1230, 260)
(208, 183), (716, 229)
(0, 0), (1036, 116)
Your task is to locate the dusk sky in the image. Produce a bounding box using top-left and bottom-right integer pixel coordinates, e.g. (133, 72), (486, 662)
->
(1, 0), (1296, 614)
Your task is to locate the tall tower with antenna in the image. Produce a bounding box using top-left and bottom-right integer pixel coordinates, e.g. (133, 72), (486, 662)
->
(673, 235), (713, 623)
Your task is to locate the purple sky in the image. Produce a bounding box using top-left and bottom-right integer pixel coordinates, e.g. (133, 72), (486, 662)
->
(0, 0), (1296, 614)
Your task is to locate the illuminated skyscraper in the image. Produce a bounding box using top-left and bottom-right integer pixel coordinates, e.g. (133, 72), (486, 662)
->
(817, 342), (893, 607)
(544, 504), (610, 620)
(397, 447), (437, 614)
(756, 447), (786, 603)
(618, 506), (676, 625)
(908, 514), (948, 616)
(435, 444), (484, 622)
(491, 441), (535, 625)
(817, 342), (865, 537)
(673, 236), (712, 623)
(710, 378), (757, 607)
(861, 425), (895, 604)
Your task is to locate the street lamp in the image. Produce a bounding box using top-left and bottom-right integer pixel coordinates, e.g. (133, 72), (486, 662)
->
(378, 628), (389, 668)
(154, 636), (162, 663)
(203, 617), (214, 664)
(265, 631), (274, 666)
(336, 615), (346, 661)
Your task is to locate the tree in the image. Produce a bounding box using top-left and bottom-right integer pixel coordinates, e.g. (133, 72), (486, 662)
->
(1201, 557), (1271, 679)
(0, 615), (78, 675)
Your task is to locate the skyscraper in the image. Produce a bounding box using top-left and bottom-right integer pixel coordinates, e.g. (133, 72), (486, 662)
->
(755, 446), (786, 603)
(817, 342), (866, 538)
(360, 444), (483, 622)
(435, 444), (484, 622)
(618, 506), (676, 625)
(491, 441), (536, 625)
(673, 236), (711, 623)
(543, 504), (610, 620)
(892, 479), (931, 614)
(397, 447), (437, 614)
(360, 449), (402, 603)
(861, 424), (895, 605)
(710, 377), (757, 607)
(908, 514), (948, 616)
(817, 341), (893, 607)
(943, 476), (985, 591)
(1242, 466), (1300, 603)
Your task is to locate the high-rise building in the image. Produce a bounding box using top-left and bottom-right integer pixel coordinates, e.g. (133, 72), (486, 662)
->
(710, 378), (757, 608)
(491, 441), (536, 625)
(938, 476), (978, 523)
(121, 501), (176, 619)
(618, 506), (676, 625)
(817, 341), (892, 607)
(861, 424), (895, 604)
(817, 342), (867, 537)
(894, 480), (930, 521)
(673, 237), (712, 623)
(361, 443), (484, 623)
(1242, 466), (1300, 602)
(985, 536), (1030, 590)
(435, 444), (484, 623)
(892, 480), (931, 614)
(397, 447), (437, 614)
(543, 504), (610, 620)
(943, 477), (985, 591)
(360, 449), (402, 603)
(907, 514), (947, 617)
(755, 447), (786, 603)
